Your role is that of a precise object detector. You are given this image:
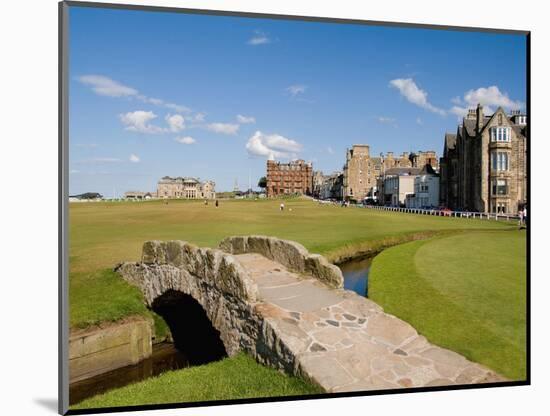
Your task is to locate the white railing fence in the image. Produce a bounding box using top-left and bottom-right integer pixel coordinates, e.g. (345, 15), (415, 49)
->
(360, 204), (520, 222)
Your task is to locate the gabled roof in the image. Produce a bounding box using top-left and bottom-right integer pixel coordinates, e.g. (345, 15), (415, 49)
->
(463, 119), (477, 137)
(445, 133), (457, 150)
(384, 167), (423, 176)
(419, 164), (437, 175)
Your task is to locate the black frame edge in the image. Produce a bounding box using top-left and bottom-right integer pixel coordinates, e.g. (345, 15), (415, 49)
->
(59, 1), (70, 415)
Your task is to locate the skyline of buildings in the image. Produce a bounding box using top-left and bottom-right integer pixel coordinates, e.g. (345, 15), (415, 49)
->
(68, 6), (526, 197)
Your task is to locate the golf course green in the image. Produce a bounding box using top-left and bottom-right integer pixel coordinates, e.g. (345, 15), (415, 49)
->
(369, 231), (526, 380)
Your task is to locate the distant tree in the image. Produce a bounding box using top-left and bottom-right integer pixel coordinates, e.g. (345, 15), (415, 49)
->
(257, 176), (267, 190)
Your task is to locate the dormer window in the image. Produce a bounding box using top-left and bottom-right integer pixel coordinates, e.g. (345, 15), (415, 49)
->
(490, 127), (511, 142)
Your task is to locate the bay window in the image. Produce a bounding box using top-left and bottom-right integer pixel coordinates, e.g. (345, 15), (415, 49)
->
(491, 152), (509, 171)
(490, 127), (511, 142)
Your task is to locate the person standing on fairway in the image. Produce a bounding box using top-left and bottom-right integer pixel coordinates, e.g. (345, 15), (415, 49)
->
(215, 200), (219, 208)
(280, 202), (285, 211)
(518, 208), (524, 229)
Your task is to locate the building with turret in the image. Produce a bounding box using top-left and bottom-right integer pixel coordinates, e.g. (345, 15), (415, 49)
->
(439, 104), (527, 214)
(266, 159), (313, 197)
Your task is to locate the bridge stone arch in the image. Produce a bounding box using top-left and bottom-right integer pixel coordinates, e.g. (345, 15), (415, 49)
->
(116, 236), (504, 392)
(115, 239), (263, 358)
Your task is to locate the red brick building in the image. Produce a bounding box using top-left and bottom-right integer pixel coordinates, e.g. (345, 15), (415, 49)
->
(266, 159), (313, 197)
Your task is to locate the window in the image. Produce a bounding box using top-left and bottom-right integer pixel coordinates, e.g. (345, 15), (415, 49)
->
(420, 184), (429, 192)
(491, 152), (509, 171)
(492, 179), (508, 196)
(490, 127), (511, 142)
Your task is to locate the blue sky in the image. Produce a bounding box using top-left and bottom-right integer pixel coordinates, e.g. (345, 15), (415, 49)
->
(68, 6), (527, 196)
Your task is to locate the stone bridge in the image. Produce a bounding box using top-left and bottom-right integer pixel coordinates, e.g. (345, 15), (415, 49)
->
(115, 235), (504, 392)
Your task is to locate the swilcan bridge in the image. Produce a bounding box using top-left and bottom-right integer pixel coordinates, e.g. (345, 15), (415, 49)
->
(116, 235), (504, 392)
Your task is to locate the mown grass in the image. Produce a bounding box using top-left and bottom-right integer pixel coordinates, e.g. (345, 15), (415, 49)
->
(368, 231), (527, 380)
(71, 353), (323, 410)
(69, 197), (514, 328)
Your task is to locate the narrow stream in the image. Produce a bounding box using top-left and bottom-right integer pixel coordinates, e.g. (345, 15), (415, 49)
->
(339, 255), (375, 297)
(69, 342), (189, 405)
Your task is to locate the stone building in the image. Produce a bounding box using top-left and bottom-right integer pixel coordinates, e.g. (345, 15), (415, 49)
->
(343, 145), (381, 202)
(343, 145), (438, 202)
(319, 172), (344, 200)
(439, 104), (527, 214)
(266, 159), (313, 197)
(312, 171), (325, 199)
(411, 151), (439, 171)
(157, 176), (216, 199)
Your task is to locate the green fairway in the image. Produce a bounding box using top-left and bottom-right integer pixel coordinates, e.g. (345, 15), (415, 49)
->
(69, 198), (514, 327)
(69, 197), (515, 328)
(368, 230), (527, 380)
(71, 352), (323, 410)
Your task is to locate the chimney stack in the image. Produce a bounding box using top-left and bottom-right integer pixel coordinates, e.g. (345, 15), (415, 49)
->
(476, 103), (484, 131)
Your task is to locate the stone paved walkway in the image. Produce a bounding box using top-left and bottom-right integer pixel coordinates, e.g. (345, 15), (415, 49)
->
(235, 252), (505, 392)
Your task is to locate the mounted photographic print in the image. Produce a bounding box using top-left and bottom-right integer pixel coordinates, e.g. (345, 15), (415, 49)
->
(59, 1), (530, 414)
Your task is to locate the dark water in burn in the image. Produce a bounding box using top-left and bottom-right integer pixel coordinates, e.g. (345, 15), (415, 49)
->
(339, 256), (374, 297)
(69, 343), (188, 405)
(70, 290), (229, 405)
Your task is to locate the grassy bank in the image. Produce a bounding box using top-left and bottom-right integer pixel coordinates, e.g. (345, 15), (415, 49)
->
(69, 197), (514, 328)
(71, 353), (323, 410)
(368, 231), (527, 380)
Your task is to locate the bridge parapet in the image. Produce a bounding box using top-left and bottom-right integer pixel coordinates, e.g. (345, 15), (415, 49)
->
(138, 240), (258, 301)
(218, 235), (344, 289)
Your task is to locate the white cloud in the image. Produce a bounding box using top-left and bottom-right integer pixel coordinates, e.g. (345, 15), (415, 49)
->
(164, 102), (191, 113)
(175, 136), (196, 145)
(119, 111), (166, 134)
(129, 154), (140, 163)
(248, 31), (271, 45)
(189, 113), (206, 123)
(237, 114), (256, 124)
(464, 86), (523, 110)
(147, 97), (164, 106)
(286, 84), (307, 97)
(389, 78), (446, 116)
(451, 96), (462, 105)
(450, 86), (524, 119)
(77, 75), (138, 97)
(165, 114), (185, 132)
(245, 131), (302, 160)
(449, 106), (469, 119)
(327, 146), (334, 154)
(207, 123), (240, 135)
(79, 74), (193, 116)
(377, 116), (396, 124)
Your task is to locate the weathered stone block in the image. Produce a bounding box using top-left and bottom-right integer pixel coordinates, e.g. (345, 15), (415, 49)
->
(69, 317), (153, 383)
